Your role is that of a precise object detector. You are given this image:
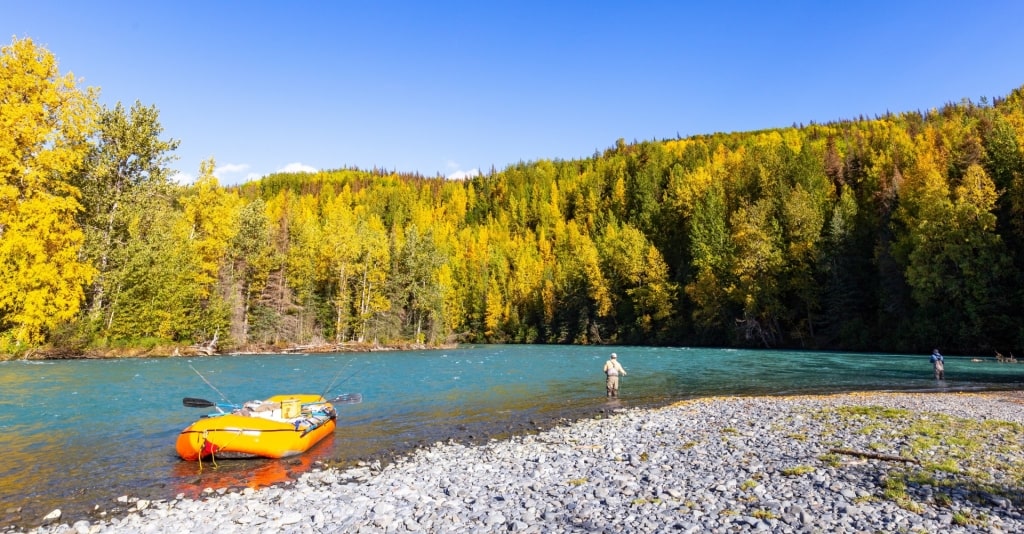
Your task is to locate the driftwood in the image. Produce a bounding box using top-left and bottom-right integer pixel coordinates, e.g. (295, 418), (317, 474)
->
(828, 448), (920, 465)
(193, 331), (219, 356)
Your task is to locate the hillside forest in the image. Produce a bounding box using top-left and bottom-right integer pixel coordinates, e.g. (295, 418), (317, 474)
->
(3, 37), (1024, 358)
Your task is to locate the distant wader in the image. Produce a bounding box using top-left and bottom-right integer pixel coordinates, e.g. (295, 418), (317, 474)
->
(930, 350), (945, 380)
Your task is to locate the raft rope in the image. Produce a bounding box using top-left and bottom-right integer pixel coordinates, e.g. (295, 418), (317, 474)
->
(197, 431), (218, 472)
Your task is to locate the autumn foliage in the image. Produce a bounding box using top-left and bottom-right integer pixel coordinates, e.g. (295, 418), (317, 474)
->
(3, 37), (1024, 356)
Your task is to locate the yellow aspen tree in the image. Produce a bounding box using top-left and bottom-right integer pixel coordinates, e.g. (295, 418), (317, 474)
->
(177, 159), (241, 298)
(506, 231), (541, 314)
(441, 182), (468, 228)
(0, 37), (98, 347)
(483, 276), (504, 339)
(436, 262), (464, 338)
(575, 227), (612, 319)
(354, 214), (390, 342)
(281, 192), (323, 342)
(318, 191), (359, 341)
(728, 199), (785, 345)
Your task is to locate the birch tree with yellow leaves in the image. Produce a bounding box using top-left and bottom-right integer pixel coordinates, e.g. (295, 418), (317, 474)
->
(0, 37), (98, 349)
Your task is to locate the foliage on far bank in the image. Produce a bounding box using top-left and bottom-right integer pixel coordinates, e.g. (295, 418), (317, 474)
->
(3, 36), (1024, 357)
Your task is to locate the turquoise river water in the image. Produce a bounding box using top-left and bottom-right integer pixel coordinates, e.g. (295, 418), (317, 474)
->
(1, 344), (1022, 529)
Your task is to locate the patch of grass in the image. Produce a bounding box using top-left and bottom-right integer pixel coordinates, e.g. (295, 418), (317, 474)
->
(567, 477), (587, 486)
(837, 406), (910, 419)
(930, 458), (960, 474)
(679, 441), (698, 450)
(882, 476), (923, 513)
(107, 336), (171, 350)
(817, 402), (1024, 514)
(781, 465), (815, 476)
(906, 471), (939, 486)
(819, 453), (842, 467)
(952, 509), (984, 527)
(718, 509), (738, 516)
(740, 479), (757, 491)
(722, 427), (740, 435)
(859, 422), (889, 435)
(751, 508), (778, 520)
(910, 435), (941, 452)
(639, 451), (649, 462)
(787, 432), (808, 441)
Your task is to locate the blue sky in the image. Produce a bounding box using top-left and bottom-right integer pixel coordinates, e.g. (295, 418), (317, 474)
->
(6, 1), (1024, 185)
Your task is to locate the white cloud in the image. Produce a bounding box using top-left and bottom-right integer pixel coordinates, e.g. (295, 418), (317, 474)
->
(445, 160), (480, 180)
(277, 162), (317, 174)
(447, 168), (480, 180)
(214, 163), (250, 179)
(169, 171), (194, 185)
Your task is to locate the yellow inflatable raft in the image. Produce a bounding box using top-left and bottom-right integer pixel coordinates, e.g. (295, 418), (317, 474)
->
(176, 394), (337, 460)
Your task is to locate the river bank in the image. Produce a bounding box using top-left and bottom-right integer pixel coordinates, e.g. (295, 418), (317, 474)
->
(18, 391), (1024, 533)
(9, 341), (457, 361)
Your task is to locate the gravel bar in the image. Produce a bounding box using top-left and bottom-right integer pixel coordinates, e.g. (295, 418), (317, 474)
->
(19, 391), (1024, 533)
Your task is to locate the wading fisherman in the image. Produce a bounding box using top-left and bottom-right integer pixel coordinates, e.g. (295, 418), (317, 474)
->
(603, 353), (627, 398)
(930, 349), (945, 380)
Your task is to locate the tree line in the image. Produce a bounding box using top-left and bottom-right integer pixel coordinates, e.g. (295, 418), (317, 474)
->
(3, 36), (1024, 357)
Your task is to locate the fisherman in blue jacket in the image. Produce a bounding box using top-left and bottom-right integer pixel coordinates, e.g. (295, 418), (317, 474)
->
(930, 349), (945, 380)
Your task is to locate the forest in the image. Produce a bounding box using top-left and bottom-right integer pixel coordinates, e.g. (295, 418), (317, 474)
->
(3, 36), (1024, 358)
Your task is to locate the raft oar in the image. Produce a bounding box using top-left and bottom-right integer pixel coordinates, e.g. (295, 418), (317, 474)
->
(182, 397), (238, 410)
(182, 397), (217, 408)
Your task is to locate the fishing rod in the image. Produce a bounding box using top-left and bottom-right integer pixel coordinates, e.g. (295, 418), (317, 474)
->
(319, 360), (368, 400)
(319, 365), (347, 400)
(189, 364), (234, 406)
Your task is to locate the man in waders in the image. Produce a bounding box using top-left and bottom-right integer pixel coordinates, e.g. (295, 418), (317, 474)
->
(930, 349), (945, 380)
(603, 353), (626, 398)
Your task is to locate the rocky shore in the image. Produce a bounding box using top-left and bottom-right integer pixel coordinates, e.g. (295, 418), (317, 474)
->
(20, 391), (1024, 533)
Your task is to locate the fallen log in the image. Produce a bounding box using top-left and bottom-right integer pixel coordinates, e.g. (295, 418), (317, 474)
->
(828, 448), (920, 465)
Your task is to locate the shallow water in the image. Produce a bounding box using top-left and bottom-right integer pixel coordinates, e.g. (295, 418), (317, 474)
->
(0, 344), (1021, 528)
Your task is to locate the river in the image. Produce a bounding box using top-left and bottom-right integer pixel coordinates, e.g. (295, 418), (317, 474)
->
(1, 344), (1021, 529)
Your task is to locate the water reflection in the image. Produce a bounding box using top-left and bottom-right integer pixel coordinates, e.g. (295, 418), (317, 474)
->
(168, 433), (334, 498)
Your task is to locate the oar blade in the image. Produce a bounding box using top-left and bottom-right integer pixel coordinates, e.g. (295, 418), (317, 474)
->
(182, 397), (217, 408)
(329, 393), (362, 405)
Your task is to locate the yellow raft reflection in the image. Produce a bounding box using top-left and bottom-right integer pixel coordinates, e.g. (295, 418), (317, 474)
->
(176, 394), (337, 460)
